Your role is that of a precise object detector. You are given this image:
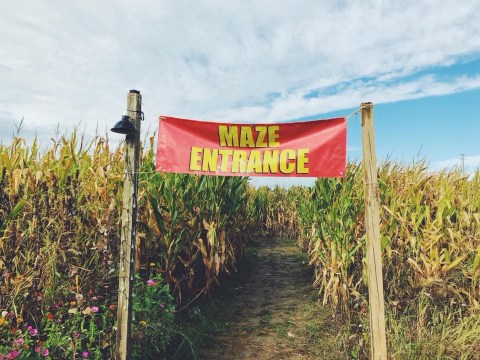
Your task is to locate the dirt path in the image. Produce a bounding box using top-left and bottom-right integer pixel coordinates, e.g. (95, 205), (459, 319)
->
(198, 236), (345, 360)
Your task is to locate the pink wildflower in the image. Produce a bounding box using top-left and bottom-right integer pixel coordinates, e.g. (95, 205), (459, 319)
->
(41, 348), (49, 357)
(12, 338), (24, 346)
(146, 279), (155, 286)
(81, 351), (88, 358)
(90, 306), (99, 313)
(8, 350), (19, 359)
(29, 328), (38, 336)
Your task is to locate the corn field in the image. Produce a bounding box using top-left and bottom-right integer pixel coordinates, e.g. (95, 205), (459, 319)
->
(297, 162), (480, 314)
(246, 162), (480, 358)
(0, 133), (251, 322)
(247, 185), (309, 240)
(2, 132), (480, 358)
(295, 162), (480, 358)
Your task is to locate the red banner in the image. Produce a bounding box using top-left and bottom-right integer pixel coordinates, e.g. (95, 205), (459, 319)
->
(156, 116), (346, 177)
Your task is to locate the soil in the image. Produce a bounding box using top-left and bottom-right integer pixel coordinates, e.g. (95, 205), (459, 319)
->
(196, 236), (346, 360)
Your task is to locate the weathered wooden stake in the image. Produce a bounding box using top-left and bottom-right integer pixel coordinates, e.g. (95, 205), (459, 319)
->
(361, 102), (388, 359)
(115, 90), (142, 360)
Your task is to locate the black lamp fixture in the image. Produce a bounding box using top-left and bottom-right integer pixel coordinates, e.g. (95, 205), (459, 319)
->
(111, 114), (137, 135)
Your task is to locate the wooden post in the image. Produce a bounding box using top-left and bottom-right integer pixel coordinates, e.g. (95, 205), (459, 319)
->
(115, 90), (142, 360)
(361, 102), (388, 359)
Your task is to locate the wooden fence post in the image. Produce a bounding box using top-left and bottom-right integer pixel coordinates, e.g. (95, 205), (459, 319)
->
(361, 102), (388, 359)
(115, 90), (142, 360)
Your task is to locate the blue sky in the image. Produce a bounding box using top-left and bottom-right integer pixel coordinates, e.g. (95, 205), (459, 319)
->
(1, 0), (479, 186)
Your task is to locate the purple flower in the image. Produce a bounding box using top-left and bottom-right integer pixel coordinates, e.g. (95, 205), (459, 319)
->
(41, 348), (49, 357)
(72, 331), (80, 340)
(8, 350), (19, 359)
(29, 328), (38, 336)
(90, 306), (99, 313)
(35, 346), (41, 353)
(146, 279), (155, 286)
(12, 338), (24, 346)
(81, 351), (88, 358)
(27, 326), (32, 331)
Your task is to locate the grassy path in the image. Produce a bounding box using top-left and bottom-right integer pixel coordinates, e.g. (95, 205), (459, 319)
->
(191, 236), (346, 360)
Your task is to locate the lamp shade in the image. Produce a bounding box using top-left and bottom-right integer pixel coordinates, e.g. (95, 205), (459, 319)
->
(111, 115), (137, 135)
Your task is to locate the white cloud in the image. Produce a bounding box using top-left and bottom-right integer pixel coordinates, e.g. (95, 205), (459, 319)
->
(1, 0), (480, 144)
